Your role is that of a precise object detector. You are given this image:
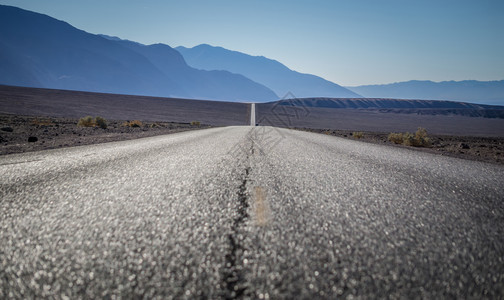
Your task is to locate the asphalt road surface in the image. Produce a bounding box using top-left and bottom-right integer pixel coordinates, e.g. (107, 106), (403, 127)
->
(1, 126), (503, 299)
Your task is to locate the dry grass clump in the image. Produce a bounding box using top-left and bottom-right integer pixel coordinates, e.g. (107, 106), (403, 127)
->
(95, 116), (108, 129)
(353, 132), (364, 139)
(123, 120), (143, 127)
(77, 116), (95, 127)
(78, 116), (108, 129)
(388, 132), (404, 144)
(31, 118), (56, 126)
(190, 121), (201, 126)
(388, 127), (431, 147)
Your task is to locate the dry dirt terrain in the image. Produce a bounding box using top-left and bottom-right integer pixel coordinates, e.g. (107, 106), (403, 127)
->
(0, 114), (210, 155)
(257, 100), (504, 165)
(0, 85), (249, 126)
(1, 85), (503, 165)
(257, 103), (504, 137)
(295, 128), (504, 165)
(0, 85), (248, 155)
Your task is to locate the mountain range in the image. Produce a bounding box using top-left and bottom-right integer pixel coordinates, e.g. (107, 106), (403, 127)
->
(1, 4), (503, 105)
(176, 44), (360, 99)
(347, 80), (504, 106)
(0, 5), (277, 102)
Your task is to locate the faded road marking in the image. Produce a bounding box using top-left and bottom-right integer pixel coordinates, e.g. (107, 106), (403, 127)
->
(254, 186), (270, 226)
(250, 103), (256, 126)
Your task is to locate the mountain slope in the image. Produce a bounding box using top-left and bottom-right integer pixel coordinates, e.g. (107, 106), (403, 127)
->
(347, 80), (504, 106)
(0, 5), (184, 97)
(0, 5), (278, 102)
(176, 44), (361, 99)
(112, 39), (278, 101)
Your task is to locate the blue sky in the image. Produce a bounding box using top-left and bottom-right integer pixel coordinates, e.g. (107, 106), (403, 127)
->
(1, 0), (503, 86)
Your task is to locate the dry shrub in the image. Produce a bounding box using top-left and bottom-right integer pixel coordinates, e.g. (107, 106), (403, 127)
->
(77, 116), (95, 127)
(388, 132), (404, 144)
(191, 121), (201, 126)
(95, 116), (107, 129)
(77, 116), (107, 128)
(31, 118), (55, 126)
(123, 120), (143, 127)
(353, 132), (364, 139)
(414, 127), (430, 146)
(402, 132), (416, 146)
(388, 128), (430, 147)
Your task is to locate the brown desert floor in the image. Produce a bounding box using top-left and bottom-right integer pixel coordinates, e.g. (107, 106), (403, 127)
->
(1, 85), (503, 165)
(257, 104), (504, 137)
(294, 128), (504, 165)
(257, 103), (504, 165)
(0, 85), (249, 126)
(0, 114), (212, 155)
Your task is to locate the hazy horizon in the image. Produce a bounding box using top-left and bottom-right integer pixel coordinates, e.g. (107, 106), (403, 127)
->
(1, 0), (503, 86)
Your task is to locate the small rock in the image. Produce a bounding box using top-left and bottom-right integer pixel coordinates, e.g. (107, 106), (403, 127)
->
(1, 126), (13, 132)
(459, 143), (470, 149)
(28, 136), (38, 142)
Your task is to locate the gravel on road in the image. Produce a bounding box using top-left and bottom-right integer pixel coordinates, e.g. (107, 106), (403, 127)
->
(1, 126), (503, 298)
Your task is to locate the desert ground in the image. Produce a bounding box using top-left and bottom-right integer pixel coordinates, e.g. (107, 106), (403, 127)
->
(256, 103), (504, 137)
(0, 85), (249, 126)
(1, 85), (503, 164)
(295, 128), (504, 165)
(0, 114), (211, 155)
(256, 102), (504, 165)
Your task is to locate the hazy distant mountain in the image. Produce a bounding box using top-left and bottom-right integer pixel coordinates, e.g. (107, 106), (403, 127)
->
(346, 80), (504, 106)
(176, 44), (361, 99)
(103, 36), (278, 101)
(0, 5), (278, 102)
(267, 97), (504, 118)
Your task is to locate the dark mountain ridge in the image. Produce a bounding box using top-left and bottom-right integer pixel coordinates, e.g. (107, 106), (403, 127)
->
(0, 5), (278, 102)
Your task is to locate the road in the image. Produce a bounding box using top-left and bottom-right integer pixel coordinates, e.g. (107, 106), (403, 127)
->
(1, 126), (503, 298)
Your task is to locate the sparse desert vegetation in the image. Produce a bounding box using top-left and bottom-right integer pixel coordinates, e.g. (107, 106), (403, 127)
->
(387, 132), (404, 144)
(352, 132), (364, 139)
(77, 116), (108, 129)
(95, 116), (108, 129)
(77, 116), (95, 127)
(30, 118), (56, 126)
(388, 127), (431, 147)
(191, 121), (201, 126)
(0, 114), (211, 155)
(295, 127), (504, 165)
(123, 120), (143, 128)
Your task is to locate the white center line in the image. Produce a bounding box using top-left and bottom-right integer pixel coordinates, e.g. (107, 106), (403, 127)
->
(250, 103), (256, 126)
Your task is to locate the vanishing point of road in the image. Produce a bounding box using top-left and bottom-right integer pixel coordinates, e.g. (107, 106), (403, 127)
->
(1, 126), (503, 298)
